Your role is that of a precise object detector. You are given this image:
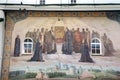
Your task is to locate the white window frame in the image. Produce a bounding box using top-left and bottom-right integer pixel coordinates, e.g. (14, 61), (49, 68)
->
(22, 37), (33, 55)
(91, 38), (102, 55)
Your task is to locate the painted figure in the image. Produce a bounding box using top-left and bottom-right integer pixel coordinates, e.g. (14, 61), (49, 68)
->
(14, 35), (20, 57)
(44, 28), (56, 54)
(79, 40), (94, 62)
(71, 28), (75, 33)
(39, 28), (45, 53)
(81, 28), (86, 43)
(92, 30), (100, 38)
(86, 28), (91, 51)
(44, 28), (48, 53)
(36, 29), (40, 41)
(73, 28), (82, 53)
(25, 31), (31, 37)
(31, 29), (37, 51)
(29, 39), (44, 62)
(102, 33), (114, 56)
(62, 41), (67, 54)
(107, 38), (115, 52)
(64, 27), (73, 55)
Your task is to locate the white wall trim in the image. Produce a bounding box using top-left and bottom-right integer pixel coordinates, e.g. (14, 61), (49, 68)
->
(0, 10), (5, 77)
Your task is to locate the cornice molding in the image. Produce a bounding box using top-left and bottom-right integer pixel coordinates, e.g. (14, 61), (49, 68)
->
(0, 4), (120, 11)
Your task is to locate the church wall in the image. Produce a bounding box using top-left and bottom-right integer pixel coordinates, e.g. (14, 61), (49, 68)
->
(1, 11), (120, 80)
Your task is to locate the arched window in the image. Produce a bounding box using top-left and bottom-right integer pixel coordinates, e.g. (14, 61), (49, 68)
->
(23, 37), (33, 54)
(40, 0), (45, 5)
(71, 0), (76, 4)
(91, 38), (102, 55)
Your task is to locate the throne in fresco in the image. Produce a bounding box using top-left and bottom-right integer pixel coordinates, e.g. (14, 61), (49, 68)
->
(54, 20), (65, 43)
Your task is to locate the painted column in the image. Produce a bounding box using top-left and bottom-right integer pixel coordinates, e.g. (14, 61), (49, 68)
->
(0, 10), (5, 78)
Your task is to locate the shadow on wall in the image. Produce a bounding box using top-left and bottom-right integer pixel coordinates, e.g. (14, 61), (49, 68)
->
(106, 12), (120, 23)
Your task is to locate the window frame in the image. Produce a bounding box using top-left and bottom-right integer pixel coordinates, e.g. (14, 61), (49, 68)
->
(22, 37), (33, 55)
(91, 38), (102, 55)
(40, 0), (45, 5)
(71, 0), (76, 4)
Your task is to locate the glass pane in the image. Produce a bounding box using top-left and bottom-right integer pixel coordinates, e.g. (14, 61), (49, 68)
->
(28, 49), (31, 53)
(24, 39), (32, 42)
(24, 44), (32, 49)
(96, 39), (100, 43)
(96, 49), (100, 54)
(92, 39), (100, 43)
(92, 49), (96, 53)
(96, 44), (100, 48)
(28, 44), (32, 48)
(92, 44), (95, 48)
(92, 39), (96, 43)
(24, 44), (32, 53)
(25, 49), (31, 53)
(24, 44), (27, 48)
(25, 49), (27, 53)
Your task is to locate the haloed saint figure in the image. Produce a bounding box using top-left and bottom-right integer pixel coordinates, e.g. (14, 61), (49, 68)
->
(14, 35), (21, 57)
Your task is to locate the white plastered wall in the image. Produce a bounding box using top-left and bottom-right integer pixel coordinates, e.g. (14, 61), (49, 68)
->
(0, 10), (5, 77)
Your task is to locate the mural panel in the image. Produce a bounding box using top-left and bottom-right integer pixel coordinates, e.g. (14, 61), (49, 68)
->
(4, 13), (120, 80)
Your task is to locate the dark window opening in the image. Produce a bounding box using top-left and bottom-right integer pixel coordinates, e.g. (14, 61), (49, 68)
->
(71, 0), (76, 4)
(40, 0), (45, 5)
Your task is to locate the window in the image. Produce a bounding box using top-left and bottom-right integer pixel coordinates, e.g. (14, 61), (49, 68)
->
(71, 0), (76, 4)
(40, 0), (45, 5)
(91, 38), (101, 55)
(24, 38), (33, 54)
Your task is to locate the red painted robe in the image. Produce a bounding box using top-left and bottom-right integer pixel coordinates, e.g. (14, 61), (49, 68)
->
(73, 31), (82, 53)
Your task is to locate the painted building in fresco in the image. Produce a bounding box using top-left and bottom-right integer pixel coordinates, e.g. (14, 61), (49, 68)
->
(0, 1), (120, 80)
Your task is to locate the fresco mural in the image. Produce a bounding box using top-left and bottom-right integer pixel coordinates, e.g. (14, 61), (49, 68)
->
(8, 16), (120, 80)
